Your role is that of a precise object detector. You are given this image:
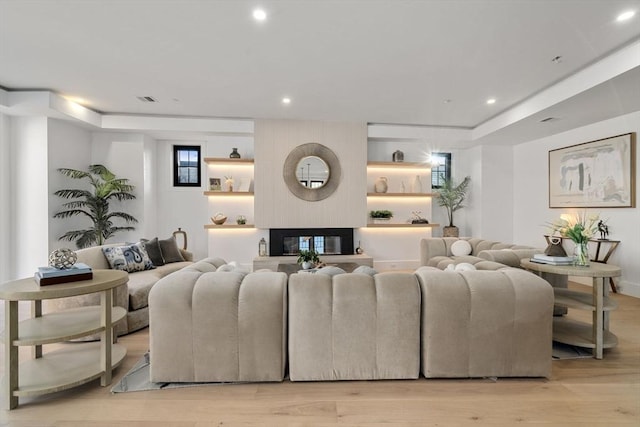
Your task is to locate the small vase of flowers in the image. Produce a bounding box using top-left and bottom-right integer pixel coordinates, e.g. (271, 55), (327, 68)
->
(297, 249), (320, 270)
(548, 211), (605, 267)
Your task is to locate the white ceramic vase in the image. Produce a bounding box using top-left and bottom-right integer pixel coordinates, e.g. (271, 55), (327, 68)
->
(374, 177), (388, 193)
(413, 175), (422, 193)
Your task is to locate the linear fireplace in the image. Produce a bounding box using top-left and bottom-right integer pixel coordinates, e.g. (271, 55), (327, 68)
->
(269, 228), (354, 256)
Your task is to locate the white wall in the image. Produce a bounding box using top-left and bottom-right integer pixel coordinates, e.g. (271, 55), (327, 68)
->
(47, 119), (91, 251)
(0, 113), (12, 282)
(11, 116), (49, 278)
(513, 111), (640, 297)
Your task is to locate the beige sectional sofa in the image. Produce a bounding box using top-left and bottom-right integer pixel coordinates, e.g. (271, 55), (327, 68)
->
(149, 258), (554, 382)
(44, 242), (193, 336)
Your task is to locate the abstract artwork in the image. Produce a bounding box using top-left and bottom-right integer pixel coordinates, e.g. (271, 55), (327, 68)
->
(549, 133), (636, 208)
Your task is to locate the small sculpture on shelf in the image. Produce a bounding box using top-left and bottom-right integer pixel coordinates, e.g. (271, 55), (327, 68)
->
(392, 150), (404, 162)
(211, 213), (228, 225)
(410, 211), (429, 224)
(236, 215), (247, 225)
(48, 248), (77, 269)
(598, 220), (609, 240)
(229, 148), (241, 159)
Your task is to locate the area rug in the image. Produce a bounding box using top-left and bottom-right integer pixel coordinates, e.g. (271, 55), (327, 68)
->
(113, 343), (592, 393)
(111, 352), (245, 393)
(552, 341), (593, 360)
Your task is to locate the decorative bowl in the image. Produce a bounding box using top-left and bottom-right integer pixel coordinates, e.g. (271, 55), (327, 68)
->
(211, 213), (227, 225)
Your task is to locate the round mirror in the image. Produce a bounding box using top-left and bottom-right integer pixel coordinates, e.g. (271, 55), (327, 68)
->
(296, 156), (330, 188)
(283, 143), (341, 201)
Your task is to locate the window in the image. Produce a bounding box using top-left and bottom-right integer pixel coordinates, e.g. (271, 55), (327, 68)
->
(173, 145), (201, 187)
(431, 152), (451, 189)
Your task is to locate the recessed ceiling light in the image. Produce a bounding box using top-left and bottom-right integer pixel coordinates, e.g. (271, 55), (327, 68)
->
(253, 8), (267, 21)
(282, 97), (291, 104)
(617, 10), (635, 22)
(486, 98), (496, 105)
(551, 55), (563, 64)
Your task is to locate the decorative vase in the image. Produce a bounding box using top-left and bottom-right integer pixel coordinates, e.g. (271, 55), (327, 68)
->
(225, 178), (234, 192)
(229, 148), (241, 159)
(413, 175), (422, 193)
(374, 176), (388, 193)
(392, 150), (404, 162)
(355, 241), (363, 254)
(574, 241), (590, 267)
(302, 261), (314, 270)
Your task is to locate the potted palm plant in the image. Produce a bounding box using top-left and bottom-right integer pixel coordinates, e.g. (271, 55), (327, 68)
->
(436, 175), (471, 237)
(297, 249), (320, 270)
(53, 164), (138, 248)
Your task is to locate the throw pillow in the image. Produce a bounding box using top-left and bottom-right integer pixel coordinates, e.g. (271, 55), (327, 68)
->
(455, 262), (477, 271)
(141, 237), (165, 266)
(159, 236), (185, 263)
(316, 266), (346, 276)
(451, 240), (472, 256)
(353, 265), (378, 276)
(102, 242), (155, 273)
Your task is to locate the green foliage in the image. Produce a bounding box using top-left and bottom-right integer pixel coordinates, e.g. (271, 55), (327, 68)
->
(369, 209), (393, 219)
(53, 164), (138, 248)
(436, 175), (471, 227)
(297, 249), (320, 264)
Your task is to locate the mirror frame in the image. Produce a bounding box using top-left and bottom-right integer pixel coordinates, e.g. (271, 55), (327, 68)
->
(283, 143), (341, 201)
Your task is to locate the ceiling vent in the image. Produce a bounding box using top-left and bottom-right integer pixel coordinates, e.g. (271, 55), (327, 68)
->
(540, 117), (559, 123)
(136, 96), (158, 103)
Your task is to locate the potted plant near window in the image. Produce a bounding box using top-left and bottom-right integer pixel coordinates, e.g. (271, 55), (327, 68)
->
(436, 175), (471, 237)
(297, 249), (320, 270)
(370, 209), (393, 224)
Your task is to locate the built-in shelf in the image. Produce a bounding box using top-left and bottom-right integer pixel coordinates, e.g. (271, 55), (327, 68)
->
(204, 224), (255, 229)
(366, 223), (439, 228)
(367, 192), (435, 197)
(204, 157), (254, 165)
(554, 288), (619, 311)
(203, 191), (254, 196)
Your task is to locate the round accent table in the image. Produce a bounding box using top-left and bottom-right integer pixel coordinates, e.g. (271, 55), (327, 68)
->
(520, 259), (621, 359)
(0, 269), (128, 409)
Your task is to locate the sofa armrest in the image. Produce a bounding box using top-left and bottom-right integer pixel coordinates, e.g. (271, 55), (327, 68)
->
(477, 248), (544, 268)
(179, 249), (194, 262)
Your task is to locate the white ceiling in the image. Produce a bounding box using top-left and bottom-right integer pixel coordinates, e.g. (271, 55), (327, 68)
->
(1, 0), (639, 143)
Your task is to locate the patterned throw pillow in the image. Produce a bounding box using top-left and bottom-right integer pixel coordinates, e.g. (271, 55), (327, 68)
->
(102, 242), (155, 273)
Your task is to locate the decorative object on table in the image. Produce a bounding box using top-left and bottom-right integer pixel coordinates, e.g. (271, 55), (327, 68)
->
(229, 148), (241, 159)
(370, 209), (393, 224)
(225, 176), (234, 192)
(53, 164), (137, 248)
(211, 213), (228, 225)
(172, 227), (188, 250)
(436, 175), (471, 238)
(355, 240), (364, 254)
(258, 238), (267, 256)
(35, 261), (93, 286)
(547, 211), (605, 267)
(598, 220), (609, 240)
(543, 236), (568, 257)
(48, 247), (78, 269)
(209, 177), (222, 191)
(401, 181), (406, 193)
(392, 150), (404, 162)
(297, 249), (320, 270)
(548, 132), (636, 208)
(412, 175), (422, 193)
(236, 215), (247, 225)
(530, 253), (574, 265)
(374, 176), (388, 193)
(411, 211), (429, 224)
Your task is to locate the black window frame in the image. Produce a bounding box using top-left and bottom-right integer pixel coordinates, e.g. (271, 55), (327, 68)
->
(431, 152), (451, 189)
(173, 145), (202, 187)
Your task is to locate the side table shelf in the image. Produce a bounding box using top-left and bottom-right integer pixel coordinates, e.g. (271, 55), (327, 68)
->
(553, 317), (618, 350)
(10, 342), (127, 397)
(553, 288), (619, 312)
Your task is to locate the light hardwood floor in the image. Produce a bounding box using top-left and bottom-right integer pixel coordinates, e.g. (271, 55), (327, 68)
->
(1, 282), (639, 426)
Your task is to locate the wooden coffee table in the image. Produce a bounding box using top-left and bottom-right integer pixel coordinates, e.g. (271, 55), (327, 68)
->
(520, 259), (621, 359)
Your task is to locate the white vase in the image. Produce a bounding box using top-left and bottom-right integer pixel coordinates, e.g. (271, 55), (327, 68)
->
(374, 177), (388, 193)
(413, 175), (422, 193)
(302, 261), (314, 270)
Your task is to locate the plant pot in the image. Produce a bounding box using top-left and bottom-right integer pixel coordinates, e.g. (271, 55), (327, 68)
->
(301, 261), (314, 270)
(443, 226), (459, 237)
(372, 218), (391, 224)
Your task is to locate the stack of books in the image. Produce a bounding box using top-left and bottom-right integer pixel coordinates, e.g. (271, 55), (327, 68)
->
(530, 254), (575, 265)
(34, 263), (93, 286)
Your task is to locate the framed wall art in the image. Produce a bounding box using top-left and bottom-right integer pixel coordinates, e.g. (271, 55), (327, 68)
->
(549, 132), (636, 208)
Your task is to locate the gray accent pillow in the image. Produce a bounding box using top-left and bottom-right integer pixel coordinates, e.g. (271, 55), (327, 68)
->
(141, 237), (165, 266)
(159, 236), (185, 263)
